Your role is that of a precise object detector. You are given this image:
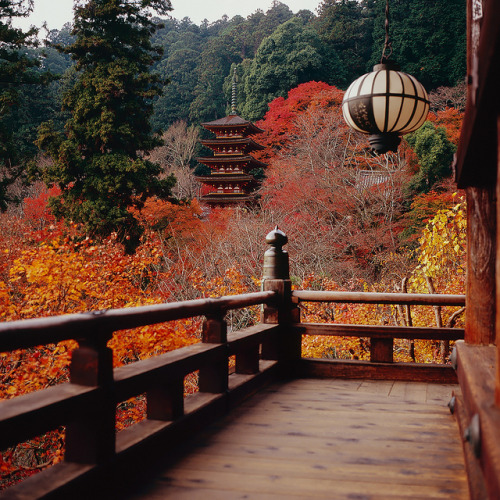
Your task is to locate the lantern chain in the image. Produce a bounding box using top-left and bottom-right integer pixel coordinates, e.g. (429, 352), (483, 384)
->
(381, 0), (393, 63)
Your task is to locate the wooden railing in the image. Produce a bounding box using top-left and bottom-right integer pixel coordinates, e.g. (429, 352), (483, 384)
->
(0, 291), (285, 499)
(292, 290), (465, 382)
(0, 228), (466, 498)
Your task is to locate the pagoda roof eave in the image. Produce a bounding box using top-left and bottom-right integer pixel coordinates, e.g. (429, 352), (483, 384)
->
(200, 194), (256, 203)
(200, 138), (265, 151)
(201, 114), (264, 135)
(196, 156), (267, 168)
(196, 174), (255, 183)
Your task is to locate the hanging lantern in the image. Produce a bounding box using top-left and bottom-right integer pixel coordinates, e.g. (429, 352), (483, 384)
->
(342, 1), (430, 154)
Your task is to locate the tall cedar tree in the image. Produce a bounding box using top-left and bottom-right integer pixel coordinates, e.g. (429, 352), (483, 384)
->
(369, 0), (465, 89)
(37, 0), (175, 253)
(0, 0), (47, 210)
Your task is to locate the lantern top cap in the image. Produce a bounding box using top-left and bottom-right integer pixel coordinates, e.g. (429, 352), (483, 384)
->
(373, 61), (400, 72)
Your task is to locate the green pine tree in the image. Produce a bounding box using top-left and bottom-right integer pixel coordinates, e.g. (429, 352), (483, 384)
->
(37, 0), (175, 253)
(405, 121), (456, 196)
(0, 0), (48, 210)
(241, 17), (345, 121)
(369, 0), (465, 89)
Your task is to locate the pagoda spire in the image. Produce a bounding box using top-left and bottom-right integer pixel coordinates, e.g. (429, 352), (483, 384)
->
(230, 68), (237, 115)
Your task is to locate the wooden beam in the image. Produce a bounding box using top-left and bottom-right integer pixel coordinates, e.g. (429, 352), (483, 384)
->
(227, 324), (279, 352)
(298, 323), (464, 341)
(0, 384), (96, 451)
(370, 338), (393, 363)
(455, 0), (500, 187)
(113, 343), (223, 402)
(297, 358), (457, 383)
(292, 290), (465, 306)
(454, 341), (500, 499)
(497, 112), (500, 406)
(466, 187), (496, 344)
(0, 291), (277, 352)
(453, 394), (489, 500)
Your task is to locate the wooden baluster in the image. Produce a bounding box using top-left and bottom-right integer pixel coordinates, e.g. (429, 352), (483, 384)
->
(65, 330), (115, 464)
(199, 313), (228, 393)
(402, 277), (415, 362)
(370, 337), (394, 363)
(147, 377), (184, 421)
(261, 227), (300, 375)
(235, 344), (260, 374)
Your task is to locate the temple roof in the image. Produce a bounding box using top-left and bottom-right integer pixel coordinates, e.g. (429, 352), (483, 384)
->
(200, 138), (265, 151)
(196, 174), (255, 183)
(201, 114), (264, 135)
(196, 156), (267, 169)
(200, 194), (255, 204)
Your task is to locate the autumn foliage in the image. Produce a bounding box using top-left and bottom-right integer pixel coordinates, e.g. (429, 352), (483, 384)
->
(1, 81), (465, 489)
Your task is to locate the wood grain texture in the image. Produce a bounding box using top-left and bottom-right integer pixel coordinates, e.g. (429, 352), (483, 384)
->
(293, 290), (465, 306)
(299, 323), (464, 341)
(298, 358), (458, 384)
(129, 379), (467, 499)
(0, 291), (277, 351)
(455, 341), (500, 499)
(466, 187), (496, 345)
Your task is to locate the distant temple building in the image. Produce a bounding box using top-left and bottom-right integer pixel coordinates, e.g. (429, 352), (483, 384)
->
(195, 74), (267, 206)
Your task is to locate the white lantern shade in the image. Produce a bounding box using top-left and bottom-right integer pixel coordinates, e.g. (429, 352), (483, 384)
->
(342, 63), (430, 153)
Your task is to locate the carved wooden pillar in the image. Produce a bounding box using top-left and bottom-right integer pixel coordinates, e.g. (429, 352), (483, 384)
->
(261, 227), (300, 375)
(66, 330), (115, 464)
(467, 186), (496, 345)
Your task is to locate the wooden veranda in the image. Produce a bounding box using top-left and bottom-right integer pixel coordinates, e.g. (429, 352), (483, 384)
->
(1, 0), (500, 498)
(129, 378), (467, 499)
(0, 280), (469, 500)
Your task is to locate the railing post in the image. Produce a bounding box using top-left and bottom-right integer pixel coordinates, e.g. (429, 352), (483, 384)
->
(261, 227), (300, 375)
(147, 378), (184, 421)
(199, 313), (228, 393)
(370, 337), (394, 363)
(65, 330), (116, 464)
(235, 344), (260, 375)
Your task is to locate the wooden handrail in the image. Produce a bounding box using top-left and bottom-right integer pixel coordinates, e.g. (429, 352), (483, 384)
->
(0, 227), (467, 497)
(293, 290), (466, 306)
(297, 323), (465, 341)
(0, 324), (282, 452)
(0, 291), (277, 351)
(292, 290), (465, 367)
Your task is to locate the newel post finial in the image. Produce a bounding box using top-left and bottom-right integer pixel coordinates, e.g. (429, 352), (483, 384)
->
(263, 226), (290, 280)
(261, 227), (299, 376)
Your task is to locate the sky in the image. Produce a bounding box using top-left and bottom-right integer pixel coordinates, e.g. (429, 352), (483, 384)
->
(13, 0), (322, 32)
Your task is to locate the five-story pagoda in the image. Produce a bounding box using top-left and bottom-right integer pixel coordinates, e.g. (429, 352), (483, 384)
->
(196, 76), (267, 206)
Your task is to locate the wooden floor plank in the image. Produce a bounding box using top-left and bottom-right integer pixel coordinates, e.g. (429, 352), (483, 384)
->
(173, 451), (468, 484)
(189, 433), (465, 464)
(155, 468), (466, 499)
(426, 383), (457, 404)
(128, 379), (467, 500)
(358, 379), (395, 395)
(389, 381), (428, 403)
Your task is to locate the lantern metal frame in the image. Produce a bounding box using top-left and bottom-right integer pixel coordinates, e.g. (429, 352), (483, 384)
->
(341, 0), (430, 154)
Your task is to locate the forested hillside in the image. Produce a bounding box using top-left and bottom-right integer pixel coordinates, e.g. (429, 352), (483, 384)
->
(0, 0), (466, 485)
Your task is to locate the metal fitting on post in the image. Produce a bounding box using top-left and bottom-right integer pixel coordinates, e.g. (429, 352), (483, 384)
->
(464, 413), (481, 458)
(450, 345), (458, 370)
(448, 395), (456, 415)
